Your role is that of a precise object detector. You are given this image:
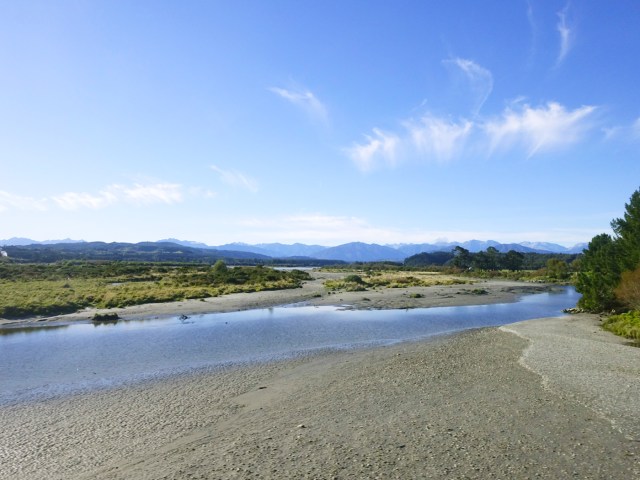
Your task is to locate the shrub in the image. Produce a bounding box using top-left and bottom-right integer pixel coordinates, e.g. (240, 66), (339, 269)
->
(93, 312), (120, 322)
(602, 311), (640, 341)
(614, 266), (640, 310)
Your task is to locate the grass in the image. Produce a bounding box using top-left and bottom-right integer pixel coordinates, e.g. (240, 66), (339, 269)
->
(0, 261), (311, 319)
(324, 270), (470, 293)
(602, 310), (640, 343)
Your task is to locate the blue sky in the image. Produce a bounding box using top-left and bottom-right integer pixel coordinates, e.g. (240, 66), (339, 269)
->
(1, 1), (639, 247)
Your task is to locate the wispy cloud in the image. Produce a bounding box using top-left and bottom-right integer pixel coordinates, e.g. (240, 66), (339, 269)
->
(603, 117), (640, 142)
(269, 86), (328, 123)
(556, 4), (574, 66)
(484, 102), (596, 157)
(405, 116), (473, 162)
(0, 183), (184, 213)
(52, 183), (183, 210)
(0, 191), (48, 212)
(211, 165), (259, 193)
(346, 101), (598, 170)
(52, 191), (118, 210)
(344, 129), (400, 172)
(444, 57), (494, 115)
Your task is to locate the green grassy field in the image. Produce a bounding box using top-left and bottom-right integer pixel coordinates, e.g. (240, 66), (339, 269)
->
(0, 261), (310, 319)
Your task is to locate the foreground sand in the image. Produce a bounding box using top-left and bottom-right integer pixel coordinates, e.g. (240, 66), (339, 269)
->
(1, 313), (638, 479)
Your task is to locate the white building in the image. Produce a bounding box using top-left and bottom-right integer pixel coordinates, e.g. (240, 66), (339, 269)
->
(0, 250), (7, 257)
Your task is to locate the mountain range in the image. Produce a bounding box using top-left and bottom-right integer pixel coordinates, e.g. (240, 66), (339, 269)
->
(0, 237), (587, 263)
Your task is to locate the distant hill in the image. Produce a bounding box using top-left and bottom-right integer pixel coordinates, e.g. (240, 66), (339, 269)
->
(1, 238), (588, 263)
(2, 242), (271, 263)
(255, 243), (325, 258)
(0, 237), (85, 246)
(313, 242), (406, 262)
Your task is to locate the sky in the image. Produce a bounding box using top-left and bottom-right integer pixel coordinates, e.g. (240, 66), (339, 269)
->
(1, 0), (640, 247)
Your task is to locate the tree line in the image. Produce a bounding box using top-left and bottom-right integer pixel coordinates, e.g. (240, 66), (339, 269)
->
(404, 247), (578, 277)
(576, 188), (640, 312)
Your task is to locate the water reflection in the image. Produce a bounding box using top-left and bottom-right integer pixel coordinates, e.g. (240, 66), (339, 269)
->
(0, 324), (69, 336)
(0, 287), (579, 405)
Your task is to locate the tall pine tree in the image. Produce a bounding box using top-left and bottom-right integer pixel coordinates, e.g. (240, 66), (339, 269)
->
(577, 187), (640, 311)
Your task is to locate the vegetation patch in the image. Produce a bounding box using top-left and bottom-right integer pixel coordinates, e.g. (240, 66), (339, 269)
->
(470, 288), (489, 295)
(602, 311), (640, 343)
(0, 261), (311, 319)
(93, 312), (120, 322)
(324, 271), (469, 293)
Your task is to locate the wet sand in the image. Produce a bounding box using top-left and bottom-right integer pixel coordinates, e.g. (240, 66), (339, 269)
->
(1, 312), (638, 479)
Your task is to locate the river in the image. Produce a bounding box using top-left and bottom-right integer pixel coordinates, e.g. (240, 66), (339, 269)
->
(0, 287), (579, 405)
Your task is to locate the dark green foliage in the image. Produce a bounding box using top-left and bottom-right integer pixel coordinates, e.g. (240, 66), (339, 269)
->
(503, 250), (525, 271)
(546, 258), (570, 280)
(450, 246), (472, 269)
(611, 189), (640, 272)
(404, 248), (575, 275)
(404, 251), (454, 267)
(576, 234), (622, 311)
(343, 274), (366, 284)
(93, 312), (120, 322)
(576, 187), (640, 312)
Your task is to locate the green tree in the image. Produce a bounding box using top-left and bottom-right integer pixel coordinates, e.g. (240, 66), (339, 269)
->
(451, 246), (472, 269)
(546, 258), (569, 280)
(503, 250), (524, 271)
(212, 259), (228, 276)
(473, 247), (500, 271)
(611, 189), (640, 272)
(576, 234), (621, 311)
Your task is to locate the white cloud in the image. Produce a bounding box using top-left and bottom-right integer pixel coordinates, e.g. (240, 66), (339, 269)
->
(405, 116), (473, 162)
(0, 191), (48, 211)
(0, 182), (185, 212)
(52, 183), (182, 210)
(444, 58), (493, 115)
(346, 101), (598, 169)
(344, 128), (400, 171)
(603, 117), (640, 142)
(269, 86), (328, 123)
(117, 183), (182, 205)
(556, 5), (574, 65)
(52, 190), (118, 210)
(483, 102), (596, 157)
(211, 165), (258, 193)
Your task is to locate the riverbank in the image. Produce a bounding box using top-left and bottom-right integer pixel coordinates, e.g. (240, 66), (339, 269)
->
(0, 272), (556, 328)
(0, 314), (637, 479)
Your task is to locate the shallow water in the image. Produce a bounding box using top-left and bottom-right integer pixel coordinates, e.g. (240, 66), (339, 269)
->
(0, 287), (579, 404)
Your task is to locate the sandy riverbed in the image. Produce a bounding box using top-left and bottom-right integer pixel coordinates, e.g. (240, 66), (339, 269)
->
(0, 278), (638, 479)
(0, 327), (638, 478)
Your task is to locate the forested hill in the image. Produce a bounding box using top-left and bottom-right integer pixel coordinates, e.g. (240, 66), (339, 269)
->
(1, 242), (272, 263)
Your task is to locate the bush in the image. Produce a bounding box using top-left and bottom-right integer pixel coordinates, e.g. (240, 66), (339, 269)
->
(602, 311), (640, 341)
(93, 312), (120, 322)
(614, 266), (640, 310)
